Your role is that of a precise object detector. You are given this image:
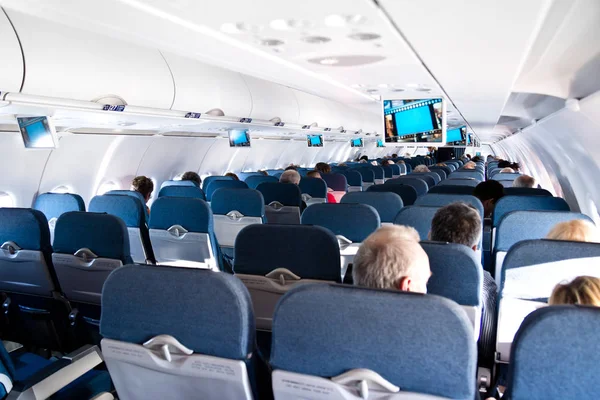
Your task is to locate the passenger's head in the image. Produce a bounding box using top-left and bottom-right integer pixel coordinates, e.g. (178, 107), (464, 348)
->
(359, 155), (369, 162)
(473, 180), (505, 217)
(413, 165), (430, 173)
(465, 154), (472, 159)
(131, 176), (154, 203)
(180, 171), (201, 187)
(306, 170), (322, 179)
(225, 172), (239, 181)
(500, 167), (515, 173)
(280, 169), (301, 185)
(396, 160), (405, 165)
(338, 162), (348, 167)
(546, 220), (600, 243)
(353, 225), (430, 293)
(463, 161), (477, 170)
(315, 162), (331, 174)
(258, 170), (269, 176)
(472, 156), (482, 163)
(285, 165), (298, 171)
(513, 175), (536, 188)
(392, 153), (398, 158)
(436, 163), (447, 167)
(430, 202), (481, 251)
(549, 276), (600, 307)
(359, 159), (367, 163)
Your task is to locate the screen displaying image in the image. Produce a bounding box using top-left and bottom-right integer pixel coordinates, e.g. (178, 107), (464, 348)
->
(307, 134), (323, 147)
(228, 129), (251, 147)
(383, 98), (445, 144)
(351, 138), (363, 148)
(446, 126), (467, 145)
(376, 139), (385, 148)
(17, 116), (57, 149)
(467, 133), (472, 145)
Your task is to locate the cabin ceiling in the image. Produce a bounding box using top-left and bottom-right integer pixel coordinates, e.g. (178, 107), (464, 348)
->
(0, 0), (598, 144)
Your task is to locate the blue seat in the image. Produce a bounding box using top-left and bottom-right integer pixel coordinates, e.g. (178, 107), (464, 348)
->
(205, 179), (248, 201)
(430, 165), (450, 178)
(341, 191), (403, 223)
(415, 194), (484, 219)
(89, 194), (155, 264)
(439, 178), (479, 187)
(389, 164), (400, 177)
(149, 197), (221, 271)
(385, 177), (428, 196)
(238, 172), (265, 181)
(105, 189), (149, 220)
(53, 211), (132, 345)
(429, 168), (447, 180)
(234, 224), (341, 330)
(257, 182), (302, 224)
(504, 187), (552, 197)
(321, 173), (348, 192)
(505, 306), (600, 399)
(299, 177), (327, 203)
(411, 172), (440, 186)
(354, 168), (375, 190)
(33, 193), (85, 243)
(160, 180), (197, 189)
(488, 168), (503, 178)
(369, 166), (385, 184)
(270, 284), (477, 399)
(301, 203), (380, 243)
(429, 184), (475, 195)
(245, 175), (278, 189)
(382, 165), (393, 179)
(492, 195), (570, 226)
(450, 171), (484, 181)
(100, 264), (258, 399)
(201, 175), (233, 191)
(211, 188), (265, 257)
(368, 184), (418, 206)
(158, 185), (206, 200)
(393, 205), (441, 240)
(492, 172), (522, 182)
(341, 170), (363, 192)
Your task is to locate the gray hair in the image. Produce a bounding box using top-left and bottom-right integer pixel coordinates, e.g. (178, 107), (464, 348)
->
(430, 202), (481, 248)
(353, 225), (430, 290)
(413, 165), (430, 173)
(279, 170), (300, 185)
(513, 175), (536, 188)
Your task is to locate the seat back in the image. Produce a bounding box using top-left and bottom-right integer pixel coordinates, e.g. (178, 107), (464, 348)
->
(492, 195), (570, 226)
(450, 171), (484, 181)
(440, 178), (479, 187)
(430, 165), (451, 178)
(354, 168), (375, 190)
(299, 177), (327, 204)
(160, 180), (197, 189)
(342, 170), (363, 192)
(301, 203), (380, 243)
(238, 172), (265, 181)
(410, 172), (438, 186)
(89, 194), (154, 264)
(149, 197), (219, 270)
(234, 224), (341, 330)
(256, 182), (302, 224)
(106, 190), (149, 220)
(341, 191), (403, 223)
(321, 173), (348, 201)
(421, 241), (482, 339)
(492, 172), (522, 182)
(393, 206), (441, 240)
(505, 306), (600, 399)
(415, 194), (484, 219)
(504, 187), (552, 197)
(495, 239), (600, 363)
(245, 175), (278, 189)
(368, 184), (418, 206)
(53, 212), (131, 306)
(205, 179), (248, 201)
(101, 265), (256, 400)
(382, 165), (393, 180)
(271, 285), (477, 400)
(33, 193), (85, 243)
(211, 188), (265, 253)
(157, 185), (206, 200)
(201, 175), (233, 191)
(428, 184), (475, 195)
(385, 177), (428, 196)
(389, 164), (400, 178)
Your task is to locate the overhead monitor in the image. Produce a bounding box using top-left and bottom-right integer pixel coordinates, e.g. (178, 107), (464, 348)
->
(446, 126), (467, 146)
(307, 134), (323, 147)
(17, 116), (57, 149)
(467, 133), (472, 146)
(376, 139), (385, 148)
(228, 129), (251, 147)
(383, 98), (446, 146)
(351, 138), (363, 148)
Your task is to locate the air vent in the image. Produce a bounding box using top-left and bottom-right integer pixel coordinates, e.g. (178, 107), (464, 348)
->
(205, 108), (225, 117)
(348, 32), (381, 41)
(91, 95), (127, 106)
(302, 36), (331, 44)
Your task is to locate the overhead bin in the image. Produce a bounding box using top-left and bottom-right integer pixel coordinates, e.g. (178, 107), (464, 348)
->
(8, 10), (174, 109)
(242, 76), (299, 122)
(165, 52), (252, 117)
(293, 90), (339, 128)
(0, 9), (24, 93)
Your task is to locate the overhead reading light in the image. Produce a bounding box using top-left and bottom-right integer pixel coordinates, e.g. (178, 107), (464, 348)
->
(324, 14), (366, 27)
(258, 38), (285, 47)
(220, 22), (262, 34)
(270, 19), (314, 30)
(205, 108), (225, 116)
(302, 35), (332, 44)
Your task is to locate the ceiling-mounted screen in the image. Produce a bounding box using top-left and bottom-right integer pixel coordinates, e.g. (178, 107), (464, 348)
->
(307, 134), (323, 147)
(228, 129), (251, 147)
(351, 138), (363, 148)
(446, 126), (467, 146)
(17, 116), (57, 149)
(467, 133), (472, 146)
(376, 139), (385, 148)
(383, 98), (446, 146)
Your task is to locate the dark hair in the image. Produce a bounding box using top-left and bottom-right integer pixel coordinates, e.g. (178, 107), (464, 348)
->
(498, 160), (520, 171)
(306, 170), (321, 178)
(180, 171), (201, 187)
(225, 172), (239, 181)
(285, 165), (298, 171)
(359, 155), (369, 162)
(473, 180), (504, 202)
(315, 162), (331, 174)
(131, 176), (154, 201)
(258, 170), (269, 176)
(471, 156), (482, 163)
(392, 153), (398, 158)
(431, 202), (481, 248)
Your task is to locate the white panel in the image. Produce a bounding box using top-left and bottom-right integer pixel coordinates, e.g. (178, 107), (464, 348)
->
(165, 52), (252, 117)
(242, 76), (299, 122)
(241, 139), (292, 171)
(293, 90), (337, 128)
(0, 10), (23, 92)
(198, 138), (251, 176)
(9, 10), (174, 108)
(0, 132), (51, 207)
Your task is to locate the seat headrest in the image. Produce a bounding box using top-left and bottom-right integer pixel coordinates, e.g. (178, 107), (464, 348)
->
(201, 175), (233, 191)
(205, 180), (248, 201)
(256, 183), (302, 207)
(234, 224), (341, 281)
(415, 194), (484, 218)
(157, 185), (206, 200)
(298, 178), (327, 198)
(244, 175), (278, 189)
(0, 208), (51, 252)
(503, 187), (552, 197)
(149, 197), (213, 233)
(493, 196), (570, 226)
(271, 284), (476, 399)
(160, 180), (197, 189)
(105, 190), (146, 205)
(321, 173), (348, 191)
(33, 192), (85, 220)
(385, 177), (428, 195)
(367, 184), (418, 206)
(54, 211), (131, 262)
(340, 192), (403, 223)
(354, 168), (375, 183)
(341, 170), (362, 186)
(101, 265), (254, 360)
(211, 188), (265, 217)
(394, 205), (442, 240)
(301, 203), (380, 242)
(89, 195), (145, 228)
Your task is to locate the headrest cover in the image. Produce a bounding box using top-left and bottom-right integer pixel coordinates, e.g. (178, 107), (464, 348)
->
(101, 265), (254, 360)
(415, 194), (484, 218)
(211, 189), (265, 217)
(493, 196), (570, 226)
(340, 192), (403, 223)
(301, 203), (381, 242)
(89, 195), (145, 228)
(158, 185), (206, 200)
(205, 180), (247, 201)
(245, 175), (278, 190)
(0, 208), (51, 252)
(33, 193), (85, 220)
(149, 197), (213, 233)
(202, 176), (233, 191)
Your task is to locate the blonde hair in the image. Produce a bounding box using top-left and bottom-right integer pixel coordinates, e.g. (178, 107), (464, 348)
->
(500, 167), (515, 173)
(549, 276), (600, 307)
(413, 165), (430, 173)
(546, 220), (600, 243)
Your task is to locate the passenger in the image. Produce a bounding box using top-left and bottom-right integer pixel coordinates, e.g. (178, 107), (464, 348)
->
(131, 175), (153, 214)
(225, 172), (239, 181)
(549, 276), (600, 307)
(358, 159), (368, 164)
(353, 225), (431, 293)
(396, 160), (405, 165)
(472, 156), (482, 163)
(258, 170), (269, 176)
(180, 171), (201, 187)
(413, 165), (430, 173)
(392, 153), (398, 158)
(473, 180), (505, 218)
(546, 220), (600, 243)
(463, 161), (477, 170)
(436, 162), (447, 167)
(285, 165), (299, 171)
(500, 167), (515, 173)
(279, 169), (301, 185)
(498, 160), (520, 171)
(359, 155), (369, 162)
(306, 170), (337, 203)
(315, 162), (331, 174)
(465, 154), (472, 160)
(513, 174), (536, 188)
(338, 162), (348, 167)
